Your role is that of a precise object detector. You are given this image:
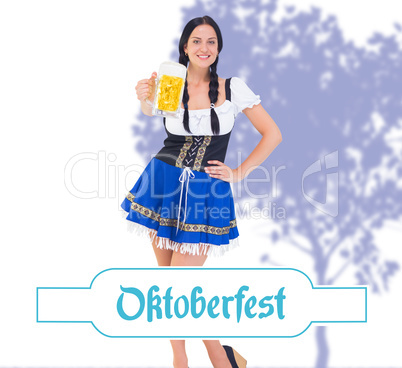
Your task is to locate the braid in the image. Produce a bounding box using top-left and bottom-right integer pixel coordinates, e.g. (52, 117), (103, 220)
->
(209, 62), (220, 135)
(179, 53), (192, 134)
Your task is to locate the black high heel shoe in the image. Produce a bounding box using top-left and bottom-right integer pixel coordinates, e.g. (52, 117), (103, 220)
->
(222, 345), (247, 368)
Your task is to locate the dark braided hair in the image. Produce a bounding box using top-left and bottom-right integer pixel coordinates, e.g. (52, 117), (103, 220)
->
(178, 16), (223, 135)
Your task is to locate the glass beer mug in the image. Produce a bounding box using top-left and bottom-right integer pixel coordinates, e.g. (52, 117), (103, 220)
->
(150, 61), (187, 118)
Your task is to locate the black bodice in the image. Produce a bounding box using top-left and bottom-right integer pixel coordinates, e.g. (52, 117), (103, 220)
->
(154, 78), (233, 173)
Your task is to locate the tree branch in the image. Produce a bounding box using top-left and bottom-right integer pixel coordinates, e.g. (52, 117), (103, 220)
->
(327, 257), (354, 284)
(285, 235), (312, 255)
(324, 234), (341, 261)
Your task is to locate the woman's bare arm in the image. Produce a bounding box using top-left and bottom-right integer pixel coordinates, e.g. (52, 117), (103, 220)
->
(235, 103), (282, 179)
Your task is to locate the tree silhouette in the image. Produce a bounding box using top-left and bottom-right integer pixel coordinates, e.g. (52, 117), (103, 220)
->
(129, 0), (402, 367)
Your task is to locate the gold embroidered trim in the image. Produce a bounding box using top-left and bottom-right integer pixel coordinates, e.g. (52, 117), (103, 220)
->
(125, 192), (237, 235)
(126, 192), (135, 202)
(175, 136), (193, 168)
(193, 135), (212, 171)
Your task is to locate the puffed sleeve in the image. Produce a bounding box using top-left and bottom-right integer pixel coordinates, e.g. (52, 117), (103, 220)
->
(231, 76), (261, 117)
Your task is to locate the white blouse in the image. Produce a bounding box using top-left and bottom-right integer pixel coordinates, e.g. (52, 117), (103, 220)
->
(164, 77), (261, 136)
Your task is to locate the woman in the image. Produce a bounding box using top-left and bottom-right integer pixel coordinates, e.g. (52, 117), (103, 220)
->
(121, 15), (282, 368)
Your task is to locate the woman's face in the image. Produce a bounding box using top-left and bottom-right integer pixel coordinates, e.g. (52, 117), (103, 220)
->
(184, 24), (219, 68)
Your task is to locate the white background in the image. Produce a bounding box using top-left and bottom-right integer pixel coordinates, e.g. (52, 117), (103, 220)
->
(1, 0), (401, 367)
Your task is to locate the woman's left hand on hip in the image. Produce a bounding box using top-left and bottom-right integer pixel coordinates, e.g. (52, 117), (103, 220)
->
(204, 160), (242, 183)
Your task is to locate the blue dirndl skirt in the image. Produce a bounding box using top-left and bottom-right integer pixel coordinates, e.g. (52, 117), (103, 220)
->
(120, 157), (240, 257)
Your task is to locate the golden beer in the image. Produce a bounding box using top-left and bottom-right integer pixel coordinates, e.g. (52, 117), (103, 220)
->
(151, 61), (187, 118)
(156, 75), (185, 112)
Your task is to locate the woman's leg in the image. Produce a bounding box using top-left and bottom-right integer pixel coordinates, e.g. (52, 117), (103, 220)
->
(151, 235), (188, 367)
(170, 251), (231, 367)
(151, 235), (231, 367)
(170, 340), (188, 368)
(170, 248), (208, 266)
(202, 340), (232, 368)
(150, 231), (173, 266)
(171, 245), (232, 367)
(150, 234), (202, 367)
(169, 250), (208, 367)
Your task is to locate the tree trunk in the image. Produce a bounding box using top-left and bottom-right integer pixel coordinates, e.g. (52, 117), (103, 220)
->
(315, 325), (329, 368)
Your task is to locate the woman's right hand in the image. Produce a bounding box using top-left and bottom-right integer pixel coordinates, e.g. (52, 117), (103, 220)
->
(136, 72), (157, 103)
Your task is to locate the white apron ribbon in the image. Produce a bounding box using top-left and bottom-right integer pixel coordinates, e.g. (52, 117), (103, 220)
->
(176, 166), (195, 234)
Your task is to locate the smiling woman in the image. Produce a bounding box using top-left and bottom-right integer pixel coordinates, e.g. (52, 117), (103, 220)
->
(121, 14), (282, 368)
